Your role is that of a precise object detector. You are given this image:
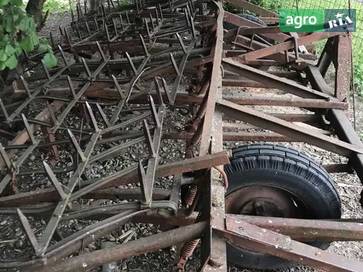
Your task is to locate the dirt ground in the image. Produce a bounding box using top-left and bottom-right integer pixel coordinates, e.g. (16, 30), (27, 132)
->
(3, 9), (362, 272)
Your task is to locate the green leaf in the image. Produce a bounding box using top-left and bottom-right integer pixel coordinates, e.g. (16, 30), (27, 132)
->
(4, 54), (17, 69)
(0, 0), (10, 7)
(5, 44), (15, 55)
(20, 36), (34, 52)
(42, 52), (57, 68)
(19, 17), (32, 32)
(0, 50), (7, 62)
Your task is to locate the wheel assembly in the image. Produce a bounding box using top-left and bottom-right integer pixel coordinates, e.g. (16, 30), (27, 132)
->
(224, 144), (342, 270)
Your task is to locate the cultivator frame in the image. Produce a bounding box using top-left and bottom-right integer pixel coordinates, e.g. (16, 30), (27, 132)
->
(1, 0), (363, 271)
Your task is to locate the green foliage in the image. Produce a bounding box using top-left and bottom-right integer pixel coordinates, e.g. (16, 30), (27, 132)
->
(0, 0), (57, 71)
(44, 0), (69, 12)
(354, 63), (363, 96)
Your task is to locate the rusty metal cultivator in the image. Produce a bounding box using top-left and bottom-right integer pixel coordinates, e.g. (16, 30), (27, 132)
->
(0, 0), (363, 271)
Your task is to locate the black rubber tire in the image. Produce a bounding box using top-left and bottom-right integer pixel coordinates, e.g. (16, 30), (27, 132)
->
(225, 144), (341, 270)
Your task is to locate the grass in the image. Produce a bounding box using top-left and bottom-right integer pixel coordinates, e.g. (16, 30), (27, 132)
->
(44, 0), (70, 13)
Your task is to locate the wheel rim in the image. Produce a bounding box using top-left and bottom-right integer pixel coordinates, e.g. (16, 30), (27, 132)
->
(225, 185), (306, 218)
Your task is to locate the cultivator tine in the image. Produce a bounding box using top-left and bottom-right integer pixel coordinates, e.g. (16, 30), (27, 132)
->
(85, 102), (99, 132)
(84, 0), (87, 14)
(188, 0), (194, 14)
(184, 8), (190, 27)
(43, 161), (68, 200)
(96, 103), (110, 127)
(111, 75), (125, 99)
(154, 78), (164, 105)
(149, 13), (155, 32)
(143, 120), (156, 157)
(105, 22), (111, 41)
(49, 32), (55, 49)
(0, 99), (9, 122)
(158, 4), (163, 21)
(138, 160), (151, 204)
(20, 76), (31, 97)
(66, 76), (76, 98)
(161, 77), (172, 104)
(64, 28), (72, 46)
(70, 7), (74, 22)
(96, 41), (106, 62)
(0, 143), (13, 171)
(76, 3), (81, 20)
(17, 209), (41, 255)
(21, 114), (36, 144)
(81, 57), (92, 79)
(139, 34), (150, 57)
(155, 8), (160, 25)
(57, 45), (69, 66)
(125, 52), (138, 75)
(85, 21), (91, 35)
(149, 96), (160, 128)
(47, 102), (58, 126)
(41, 60), (51, 80)
(101, 5), (106, 21)
(93, 18), (99, 30)
(144, 19), (151, 39)
(59, 26), (64, 37)
(190, 16), (196, 39)
(112, 18), (118, 36)
(176, 33), (187, 54)
(119, 14), (124, 30)
(169, 53), (180, 76)
(68, 129), (86, 162)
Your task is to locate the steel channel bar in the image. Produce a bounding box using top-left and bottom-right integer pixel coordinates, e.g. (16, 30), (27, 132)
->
(223, 96), (348, 110)
(223, 58), (333, 100)
(334, 34), (352, 101)
(226, 214), (363, 242)
(34, 221), (207, 272)
(238, 32), (340, 62)
(198, 1), (226, 270)
(0, 152), (229, 207)
(223, 11), (289, 42)
(217, 220), (363, 272)
(217, 99), (363, 156)
(1, 210), (144, 269)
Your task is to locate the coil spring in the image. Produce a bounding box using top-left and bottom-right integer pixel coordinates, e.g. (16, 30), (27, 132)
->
(177, 239), (200, 271)
(184, 184), (198, 207)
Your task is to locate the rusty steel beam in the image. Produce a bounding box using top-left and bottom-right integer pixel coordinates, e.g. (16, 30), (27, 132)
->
(223, 58), (333, 99)
(0, 152), (229, 207)
(217, 99), (363, 157)
(334, 34), (352, 101)
(198, 1), (227, 271)
(223, 11), (289, 42)
(226, 214), (363, 242)
(218, 218), (363, 272)
(34, 222), (207, 272)
(223, 96), (348, 110)
(238, 32), (340, 62)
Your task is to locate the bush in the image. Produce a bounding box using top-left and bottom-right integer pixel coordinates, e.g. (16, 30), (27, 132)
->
(0, 0), (56, 71)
